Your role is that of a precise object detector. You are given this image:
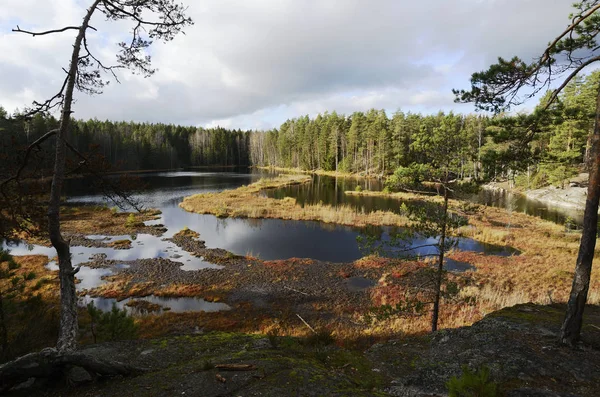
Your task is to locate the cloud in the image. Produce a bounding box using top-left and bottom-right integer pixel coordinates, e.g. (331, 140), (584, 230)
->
(0, 0), (575, 129)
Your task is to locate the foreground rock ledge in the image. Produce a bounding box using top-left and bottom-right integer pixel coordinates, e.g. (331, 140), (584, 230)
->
(4, 303), (600, 396)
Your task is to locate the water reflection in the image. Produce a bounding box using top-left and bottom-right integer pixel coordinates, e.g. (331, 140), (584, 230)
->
(81, 295), (230, 314)
(2, 233), (219, 271)
(471, 188), (584, 226)
(268, 174), (584, 226)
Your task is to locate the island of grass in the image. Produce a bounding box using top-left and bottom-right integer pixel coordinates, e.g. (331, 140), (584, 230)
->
(180, 174), (408, 227)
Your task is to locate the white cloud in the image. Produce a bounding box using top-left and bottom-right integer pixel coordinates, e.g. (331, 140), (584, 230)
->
(0, 0), (576, 128)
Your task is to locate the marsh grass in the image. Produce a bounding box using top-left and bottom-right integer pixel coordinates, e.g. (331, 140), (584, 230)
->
(180, 174), (410, 227)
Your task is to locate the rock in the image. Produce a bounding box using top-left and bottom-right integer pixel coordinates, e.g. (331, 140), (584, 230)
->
(250, 338), (271, 350)
(66, 366), (93, 385)
(506, 389), (574, 397)
(388, 385), (443, 397)
(11, 377), (36, 390)
(367, 303), (600, 397)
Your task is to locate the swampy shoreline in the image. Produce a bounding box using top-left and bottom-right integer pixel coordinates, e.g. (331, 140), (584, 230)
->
(9, 173), (600, 395)
(13, 173), (597, 341)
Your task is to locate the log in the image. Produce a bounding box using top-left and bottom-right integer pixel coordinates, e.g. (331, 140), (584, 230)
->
(214, 364), (256, 371)
(0, 348), (146, 393)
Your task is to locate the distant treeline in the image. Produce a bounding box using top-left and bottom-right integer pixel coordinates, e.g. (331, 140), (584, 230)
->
(1, 70), (597, 185)
(0, 113), (251, 171)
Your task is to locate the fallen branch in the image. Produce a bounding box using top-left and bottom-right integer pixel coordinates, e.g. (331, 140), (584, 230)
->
(296, 314), (316, 334)
(284, 286), (310, 296)
(215, 364), (256, 371)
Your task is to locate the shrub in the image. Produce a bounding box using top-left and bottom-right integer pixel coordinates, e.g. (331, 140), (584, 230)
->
(125, 213), (139, 228)
(446, 366), (498, 397)
(337, 157), (352, 173)
(303, 328), (335, 347)
(386, 164), (432, 191)
(87, 302), (137, 343)
(355, 185), (363, 192)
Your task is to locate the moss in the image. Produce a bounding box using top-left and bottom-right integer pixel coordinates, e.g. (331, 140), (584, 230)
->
(487, 303), (563, 326)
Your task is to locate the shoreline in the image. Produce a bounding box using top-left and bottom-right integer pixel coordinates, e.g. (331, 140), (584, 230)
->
(9, 175), (600, 347)
(483, 180), (590, 214)
(254, 165), (383, 179)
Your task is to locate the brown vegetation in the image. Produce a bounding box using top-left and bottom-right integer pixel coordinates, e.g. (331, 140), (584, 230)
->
(176, 176), (600, 339)
(7, 177), (600, 348)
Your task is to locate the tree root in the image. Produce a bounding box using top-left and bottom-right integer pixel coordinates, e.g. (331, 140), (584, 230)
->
(0, 347), (146, 393)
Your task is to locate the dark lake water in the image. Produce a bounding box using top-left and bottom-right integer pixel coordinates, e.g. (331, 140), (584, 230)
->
(266, 174), (584, 226)
(3, 168), (572, 313)
(470, 188), (584, 226)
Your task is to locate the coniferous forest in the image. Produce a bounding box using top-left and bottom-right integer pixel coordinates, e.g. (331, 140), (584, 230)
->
(2, 70), (599, 187)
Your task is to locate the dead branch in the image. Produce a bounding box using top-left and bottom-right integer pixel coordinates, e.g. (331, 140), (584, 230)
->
(12, 25), (96, 37)
(284, 286), (310, 296)
(296, 314), (316, 334)
(214, 364), (257, 371)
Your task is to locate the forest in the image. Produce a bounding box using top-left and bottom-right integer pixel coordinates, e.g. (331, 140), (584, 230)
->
(2, 70), (599, 187)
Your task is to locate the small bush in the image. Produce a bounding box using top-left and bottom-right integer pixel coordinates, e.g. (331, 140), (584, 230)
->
(446, 366), (498, 397)
(355, 185), (363, 192)
(303, 329), (335, 347)
(87, 302), (137, 343)
(267, 327), (280, 349)
(382, 186), (391, 194)
(200, 360), (214, 370)
(125, 213), (137, 228)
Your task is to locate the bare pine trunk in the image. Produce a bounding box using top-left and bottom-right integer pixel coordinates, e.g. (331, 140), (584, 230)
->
(50, 1), (100, 353)
(431, 187), (449, 332)
(559, 82), (600, 346)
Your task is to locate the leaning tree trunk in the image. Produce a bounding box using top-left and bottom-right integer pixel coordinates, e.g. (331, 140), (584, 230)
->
(431, 185), (449, 332)
(559, 82), (600, 346)
(50, 0), (101, 353)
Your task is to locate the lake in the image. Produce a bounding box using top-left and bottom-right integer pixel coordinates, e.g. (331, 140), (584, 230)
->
(2, 169), (568, 313)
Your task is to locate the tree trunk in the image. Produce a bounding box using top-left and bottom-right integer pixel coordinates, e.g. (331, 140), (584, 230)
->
(50, 0), (101, 353)
(431, 186), (449, 332)
(0, 295), (7, 361)
(559, 82), (600, 346)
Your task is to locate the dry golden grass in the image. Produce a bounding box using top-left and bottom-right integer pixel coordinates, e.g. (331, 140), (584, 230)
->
(180, 174), (410, 227)
(20, 206), (163, 246)
(61, 207), (162, 235)
(7, 255), (59, 298)
(108, 239), (132, 249)
(86, 274), (232, 303)
(256, 165), (364, 179)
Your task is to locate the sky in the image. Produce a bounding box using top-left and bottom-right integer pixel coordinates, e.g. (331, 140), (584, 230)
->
(0, 0), (576, 130)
